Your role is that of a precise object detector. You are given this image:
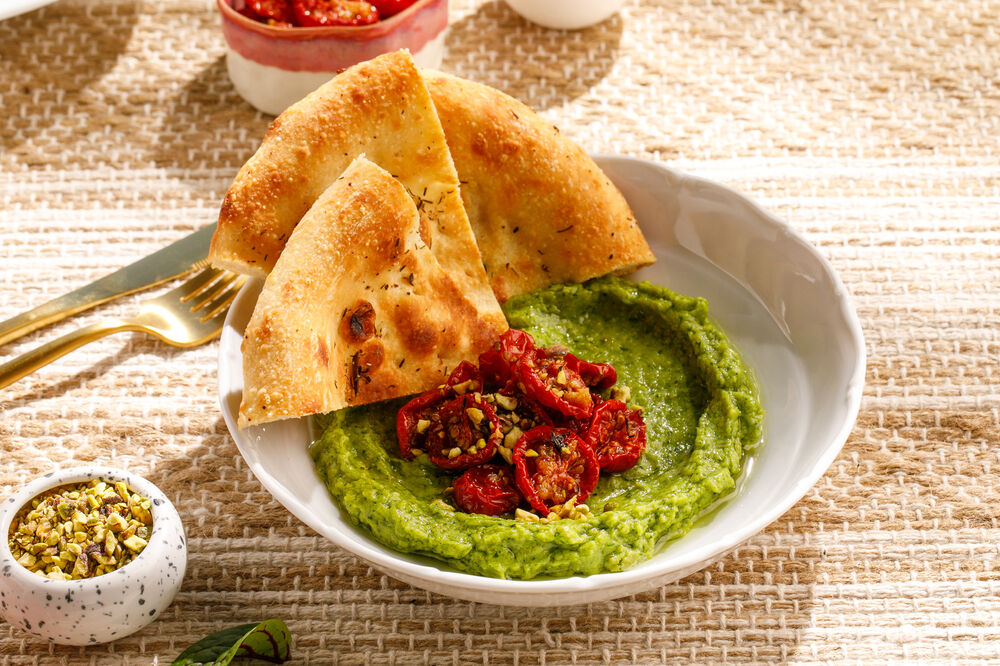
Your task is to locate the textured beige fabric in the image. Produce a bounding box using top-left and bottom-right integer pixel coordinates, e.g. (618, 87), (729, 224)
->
(1, 0), (998, 663)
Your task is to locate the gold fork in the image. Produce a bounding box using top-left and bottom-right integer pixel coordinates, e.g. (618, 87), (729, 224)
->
(0, 268), (246, 391)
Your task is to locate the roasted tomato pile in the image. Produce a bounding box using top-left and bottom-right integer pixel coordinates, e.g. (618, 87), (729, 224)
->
(234, 0), (418, 27)
(397, 329), (647, 518)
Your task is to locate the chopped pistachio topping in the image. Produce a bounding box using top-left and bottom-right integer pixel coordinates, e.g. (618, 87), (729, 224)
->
(514, 508), (540, 522)
(450, 379), (476, 395)
(609, 384), (632, 404)
(7, 479), (154, 580)
(514, 498), (592, 523)
(431, 498), (455, 512)
(493, 394), (518, 411)
(503, 426), (524, 450)
(465, 407), (485, 426)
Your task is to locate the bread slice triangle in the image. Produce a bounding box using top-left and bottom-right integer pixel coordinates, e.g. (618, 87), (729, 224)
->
(239, 156), (508, 428)
(421, 70), (656, 302)
(209, 49), (497, 317)
(211, 49), (654, 305)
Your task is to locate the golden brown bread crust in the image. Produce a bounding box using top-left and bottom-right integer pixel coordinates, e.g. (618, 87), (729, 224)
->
(238, 157), (508, 428)
(421, 70), (655, 302)
(212, 50), (654, 305)
(210, 51), (495, 308)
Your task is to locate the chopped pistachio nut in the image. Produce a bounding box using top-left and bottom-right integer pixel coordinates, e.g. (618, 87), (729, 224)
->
(610, 384), (632, 404)
(503, 426), (524, 449)
(450, 379), (476, 395)
(7, 479), (154, 580)
(493, 393), (518, 411)
(431, 498), (455, 512)
(465, 407), (485, 425)
(122, 535), (148, 552)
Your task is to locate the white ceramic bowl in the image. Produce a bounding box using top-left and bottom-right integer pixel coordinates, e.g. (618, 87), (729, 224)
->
(0, 466), (187, 645)
(217, 155), (866, 606)
(504, 0), (624, 30)
(0, 0), (58, 21)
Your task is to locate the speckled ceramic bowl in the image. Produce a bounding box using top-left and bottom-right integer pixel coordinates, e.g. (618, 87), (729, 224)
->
(0, 466), (187, 645)
(217, 0), (449, 115)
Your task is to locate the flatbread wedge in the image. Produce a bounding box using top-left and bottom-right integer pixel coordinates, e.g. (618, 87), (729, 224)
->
(422, 70), (656, 302)
(238, 157), (508, 428)
(212, 49), (653, 304)
(209, 50), (497, 320)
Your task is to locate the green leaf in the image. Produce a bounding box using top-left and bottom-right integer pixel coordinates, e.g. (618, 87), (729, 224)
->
(171, 619), (291, 665)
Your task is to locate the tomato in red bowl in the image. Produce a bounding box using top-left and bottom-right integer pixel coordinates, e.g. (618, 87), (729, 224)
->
(217, 0), (448, 114)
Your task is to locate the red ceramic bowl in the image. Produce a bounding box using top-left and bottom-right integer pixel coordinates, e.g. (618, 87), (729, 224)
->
(218, 0), (449, 115)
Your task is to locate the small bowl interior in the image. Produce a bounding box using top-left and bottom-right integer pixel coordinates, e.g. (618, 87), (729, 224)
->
(218, 0), (443, 39)
(1, 467), (162, 581)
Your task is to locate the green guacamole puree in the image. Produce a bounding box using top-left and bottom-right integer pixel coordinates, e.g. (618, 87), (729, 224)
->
(310, 276), (763, 579)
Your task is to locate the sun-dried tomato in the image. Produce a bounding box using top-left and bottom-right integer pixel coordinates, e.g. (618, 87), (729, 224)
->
(445, 360), (484, 395)
(395, 387), (449, 460)
(236, 5), (262, 20)
(451, 464), (523, 516)
(585, 399), (646, 472)
(479, 328), (535, 389)
(425, 393), (502, 470)
(549, 390), (604, 437)
(568, 354), (617, 391)
(396, 328), (646, 515)
(368, 0), (417, 17)
(245, 0), (296, 23)
(291, 0), (379, 26)
(513, 426), (599, 516)
(514, 347), (594, 420)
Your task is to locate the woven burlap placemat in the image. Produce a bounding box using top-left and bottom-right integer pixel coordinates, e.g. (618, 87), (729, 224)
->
(2, 0), (998, 663)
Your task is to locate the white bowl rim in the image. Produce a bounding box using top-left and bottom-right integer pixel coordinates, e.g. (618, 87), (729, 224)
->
(218, 155), (866, 598)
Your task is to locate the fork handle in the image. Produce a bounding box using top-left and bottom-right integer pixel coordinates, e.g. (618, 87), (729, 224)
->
(0, 319), (137, 390)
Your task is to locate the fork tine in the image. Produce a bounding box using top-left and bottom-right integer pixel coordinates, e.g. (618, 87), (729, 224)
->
(170, 267), (225, 302)
(185, 271), (239, 309)
(193, 275), (247, 322)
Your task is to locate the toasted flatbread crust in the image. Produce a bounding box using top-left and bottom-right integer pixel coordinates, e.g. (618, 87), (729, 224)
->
(210, 50), (497, 320)
(239, 157), (508, 428)
(422, 70), (656, 302)
(212, 49), (654, 305)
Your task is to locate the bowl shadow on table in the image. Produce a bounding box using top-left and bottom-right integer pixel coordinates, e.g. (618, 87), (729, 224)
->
(148, 2), (624, 173)
(149, 56), (271, 175)
(0, 3), (138, 159)
(441, 0), (624, 112)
